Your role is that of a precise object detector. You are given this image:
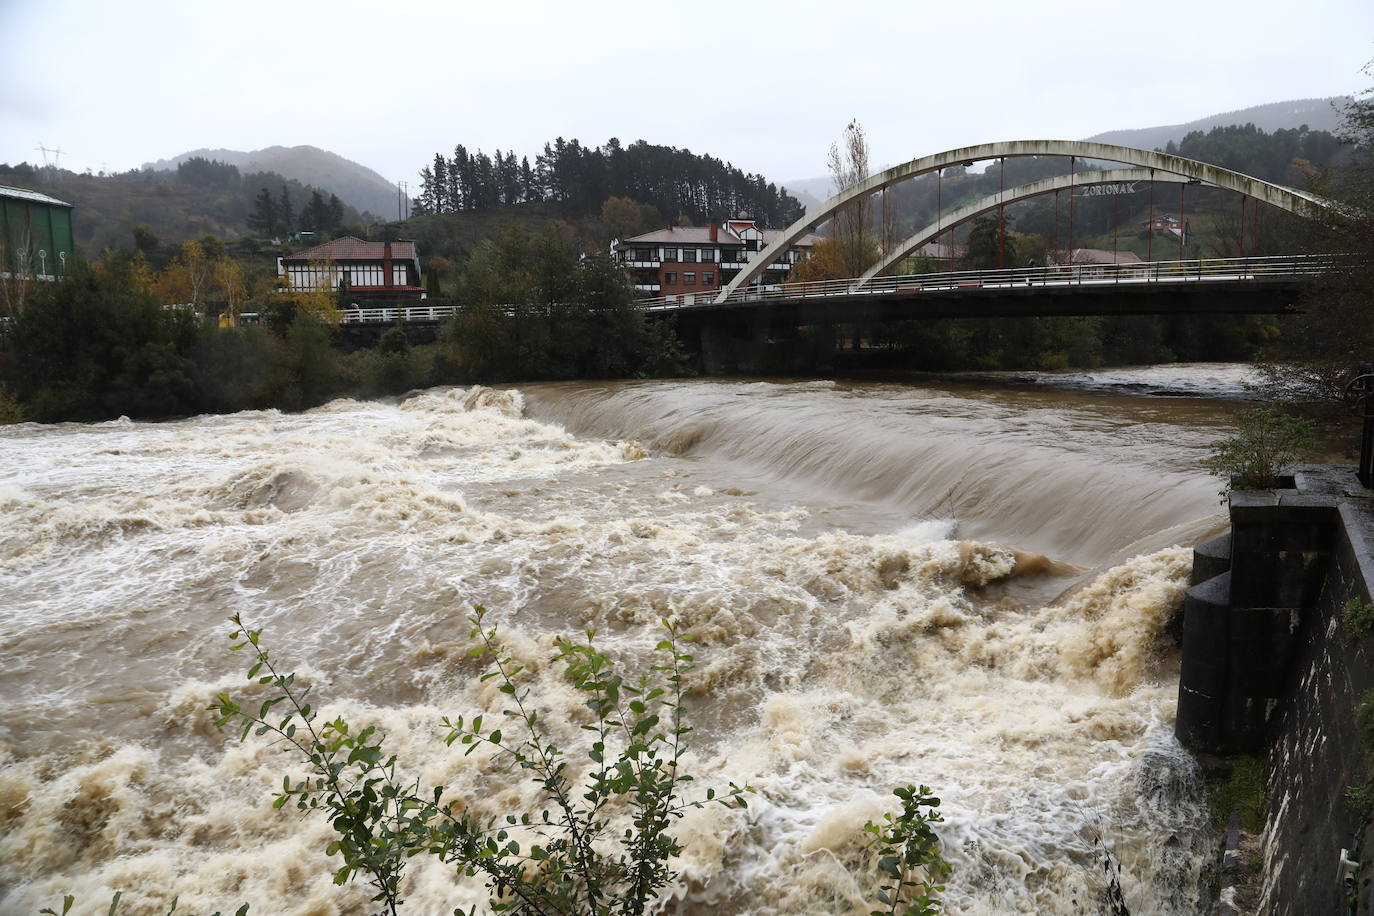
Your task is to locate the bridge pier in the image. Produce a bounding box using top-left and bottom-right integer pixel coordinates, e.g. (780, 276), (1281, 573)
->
(693, 313), (781, 374)
(811, 322), (837, 373)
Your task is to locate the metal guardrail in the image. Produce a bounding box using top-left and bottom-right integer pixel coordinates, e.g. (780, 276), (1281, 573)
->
(639, 255), (1335, 312)
(335, 305), (462, 325)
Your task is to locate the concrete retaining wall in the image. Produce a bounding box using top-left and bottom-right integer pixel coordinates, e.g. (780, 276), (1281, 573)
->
(1260, 494), (1374, 914)
(1174, 465), (1374, 912)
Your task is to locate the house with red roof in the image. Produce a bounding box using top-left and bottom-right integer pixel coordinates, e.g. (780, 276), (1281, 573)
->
(277, 236), (424, 301)
(612, 219), (822, 298)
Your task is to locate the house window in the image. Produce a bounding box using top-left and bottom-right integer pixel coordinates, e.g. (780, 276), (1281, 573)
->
(700, 248), (715, 262)
(684, 272), (696, 284)
(681, 249), (697, 263)
(662, 248), (678, 262)
(665, 272), (677, 284)
(703, 272), (715, 284)
(634, 248), (652, 261)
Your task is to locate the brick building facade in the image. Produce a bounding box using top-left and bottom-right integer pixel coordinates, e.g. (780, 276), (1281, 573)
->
(612, 219), (821, 298)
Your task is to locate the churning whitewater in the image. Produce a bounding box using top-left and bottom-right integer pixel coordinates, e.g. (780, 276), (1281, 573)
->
(0, 373), (1241, 915)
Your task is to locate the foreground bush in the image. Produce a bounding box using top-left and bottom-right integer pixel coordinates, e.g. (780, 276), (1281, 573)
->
(38, 611), (951, 914)
(212, 609), (753, 915)
(1204, 404), (1317, 493)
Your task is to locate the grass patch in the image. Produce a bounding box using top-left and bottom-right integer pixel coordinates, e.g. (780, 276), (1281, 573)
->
(1211, 755), (1267, 833)
(0, 388), (23, 425)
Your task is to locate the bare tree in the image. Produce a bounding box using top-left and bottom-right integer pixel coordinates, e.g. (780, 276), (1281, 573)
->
(827, 120), (878, 276)
(0, 228), (35, 319)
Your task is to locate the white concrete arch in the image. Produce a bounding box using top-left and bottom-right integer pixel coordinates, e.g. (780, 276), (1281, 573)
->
(858, 168), (1193, 284)
(718, 139), (1335, 303)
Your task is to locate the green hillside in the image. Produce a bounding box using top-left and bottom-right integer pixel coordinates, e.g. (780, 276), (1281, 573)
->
(0, 162), (365, 254)
(144, 145), (398, 219)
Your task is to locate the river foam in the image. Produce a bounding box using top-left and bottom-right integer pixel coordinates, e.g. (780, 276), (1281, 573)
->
(0, 379), (1225, 914)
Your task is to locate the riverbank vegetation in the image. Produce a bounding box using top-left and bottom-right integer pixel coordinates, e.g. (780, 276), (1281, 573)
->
(0, 229), (688, 424)
(1201, 404), (1317, 493)
(1258, 74), (1374, 402)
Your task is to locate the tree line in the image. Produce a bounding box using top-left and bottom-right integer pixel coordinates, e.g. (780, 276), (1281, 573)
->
(414, 137), (805, 228)
(0, 230), (688, 424)
(1165, 123), (1348, 186)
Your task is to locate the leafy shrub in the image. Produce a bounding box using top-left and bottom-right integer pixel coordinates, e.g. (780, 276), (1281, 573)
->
(210, 608), (752, 915)
(42, 611), (951, 914)
(864, 785), (951, 916)
(1344, 597), (1374, 643)
(1203, 404), (1317, 493)
(1348, 690), (1374, 814)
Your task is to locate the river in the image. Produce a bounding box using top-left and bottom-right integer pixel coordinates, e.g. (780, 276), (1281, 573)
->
(0, 366), (1252, 914)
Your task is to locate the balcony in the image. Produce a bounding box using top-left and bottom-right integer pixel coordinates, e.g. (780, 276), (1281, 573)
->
(624, 259), (660, 269)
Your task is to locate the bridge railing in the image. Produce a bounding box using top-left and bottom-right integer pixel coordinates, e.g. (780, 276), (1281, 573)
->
(335, 304), (462, 324)
(639, 254), (1335, 311)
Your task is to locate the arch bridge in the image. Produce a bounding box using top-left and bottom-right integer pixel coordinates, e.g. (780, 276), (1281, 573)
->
(710, 139), (1336, 309)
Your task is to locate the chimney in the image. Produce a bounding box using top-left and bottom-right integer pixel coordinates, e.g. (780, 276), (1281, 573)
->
(710, 224), (718, 242)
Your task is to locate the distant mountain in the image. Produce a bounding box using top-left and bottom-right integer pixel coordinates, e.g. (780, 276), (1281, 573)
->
(1085, 97), (1351, 151)
(781, 178), (829, 211)
(143, 145), (399, 219)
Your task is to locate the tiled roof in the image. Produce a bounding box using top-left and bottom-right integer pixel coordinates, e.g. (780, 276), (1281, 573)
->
(0, 184), (73, 208)
(621, 225), (821, 247)
(1070, 248), (1143, 265)
(281, 236), (418, 263)
(624, 227), (717, 244)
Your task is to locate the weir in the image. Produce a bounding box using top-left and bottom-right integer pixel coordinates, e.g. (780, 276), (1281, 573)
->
(1174, 463), (1374, 912)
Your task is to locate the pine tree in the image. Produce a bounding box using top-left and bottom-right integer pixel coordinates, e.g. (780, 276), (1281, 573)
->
(248, 187), (277, 235)
(277, 185), (295, 236)
(432, 154), (449, 213)
(326, 194), (344, 231)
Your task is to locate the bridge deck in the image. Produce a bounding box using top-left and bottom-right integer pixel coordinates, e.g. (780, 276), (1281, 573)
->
(642, 255), (1330, 317)
(222, 255), (1327, 328)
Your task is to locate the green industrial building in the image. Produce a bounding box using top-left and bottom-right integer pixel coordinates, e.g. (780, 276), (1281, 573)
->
(1, 184), (74, 280)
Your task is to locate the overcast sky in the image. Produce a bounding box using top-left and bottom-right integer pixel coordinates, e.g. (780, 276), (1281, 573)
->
(2, 0), (1371, 190)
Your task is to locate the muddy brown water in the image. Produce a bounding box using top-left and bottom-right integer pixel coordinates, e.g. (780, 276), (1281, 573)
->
(0, 367), (1255, 914)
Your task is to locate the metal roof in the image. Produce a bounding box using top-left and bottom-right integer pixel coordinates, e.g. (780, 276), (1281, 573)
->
(0, 185), (73, 208)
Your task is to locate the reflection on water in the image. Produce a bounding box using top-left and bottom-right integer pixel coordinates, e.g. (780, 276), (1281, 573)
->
(0, 370), (1236, 914)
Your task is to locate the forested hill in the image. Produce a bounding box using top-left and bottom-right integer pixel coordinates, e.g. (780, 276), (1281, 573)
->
(415, 138), (805, 229)
(1164, 123), (1350, 184)
(144, 145), (397, 219)
(0, 158), (366, 254)
(1087, 97), (1350, 153)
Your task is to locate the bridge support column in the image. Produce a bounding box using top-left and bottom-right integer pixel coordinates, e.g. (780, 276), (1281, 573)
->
(699, 324), (731, 376)
(811, 322), (837, 373)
